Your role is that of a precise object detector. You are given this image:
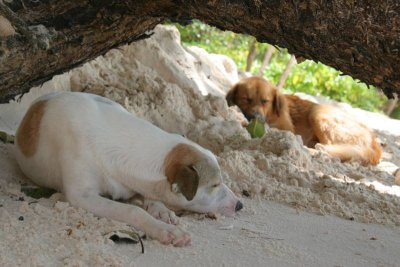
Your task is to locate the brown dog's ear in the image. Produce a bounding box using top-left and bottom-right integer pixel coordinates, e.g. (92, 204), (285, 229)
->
(226, 84), (239, 106)
(272, 89), (284, 117)
(171, 165), (199, 201)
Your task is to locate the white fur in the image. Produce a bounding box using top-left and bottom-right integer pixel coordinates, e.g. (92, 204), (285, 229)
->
(15, 92), (240, 247)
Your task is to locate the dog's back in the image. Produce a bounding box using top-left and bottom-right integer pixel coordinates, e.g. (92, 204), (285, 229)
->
(15, 92), (184, 191)
(284, 95), (319, 147)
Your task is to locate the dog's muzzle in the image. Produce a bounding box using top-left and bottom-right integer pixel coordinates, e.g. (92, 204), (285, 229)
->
(245, 112), (266, 123)
(253, 112), (266, 123)
(235, 201), (243, 212)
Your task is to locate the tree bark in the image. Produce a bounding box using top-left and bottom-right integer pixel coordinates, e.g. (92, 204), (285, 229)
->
(0, 0), (399, 103)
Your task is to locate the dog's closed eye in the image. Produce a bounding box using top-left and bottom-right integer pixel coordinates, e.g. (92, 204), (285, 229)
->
(208, 184), (220, 193)
(246, 98), (252, 104)
(261, 99), (268, 105)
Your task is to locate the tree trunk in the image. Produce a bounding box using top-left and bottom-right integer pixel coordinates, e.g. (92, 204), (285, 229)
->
(245, 38), (257, 72)
(277, 55), (297, 91)
(258, 46), (274, 77)
(383, 93), (398, 116)
(1, 0), (399, 103)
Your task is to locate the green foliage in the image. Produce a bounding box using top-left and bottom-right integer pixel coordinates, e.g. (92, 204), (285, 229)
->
(173, 21), (254, 70)
(173, 20), (387, 112)
(267, 60), (387, 112)
(21, 186), (57, 199)
(0, 131), (14, 144)
(391, 106), (400, 120)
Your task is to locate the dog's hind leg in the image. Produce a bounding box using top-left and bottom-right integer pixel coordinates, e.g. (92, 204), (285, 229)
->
(143, 199), (179, 225)
(310, 107), (381, 165)
(315, 143), (364, 163)
(62, 166), (191, 246)
(315, 143), (379, 166)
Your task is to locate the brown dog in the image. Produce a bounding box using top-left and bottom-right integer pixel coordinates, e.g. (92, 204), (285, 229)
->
(226, 77), (382, 165)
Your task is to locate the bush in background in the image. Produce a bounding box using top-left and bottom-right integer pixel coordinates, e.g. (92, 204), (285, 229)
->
(173, 20), (389, 114)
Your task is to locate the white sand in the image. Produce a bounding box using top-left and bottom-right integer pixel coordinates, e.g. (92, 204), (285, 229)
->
(0, 25), (399, 266)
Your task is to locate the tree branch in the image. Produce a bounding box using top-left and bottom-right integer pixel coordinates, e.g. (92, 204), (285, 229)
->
(0, 0), (399, 103)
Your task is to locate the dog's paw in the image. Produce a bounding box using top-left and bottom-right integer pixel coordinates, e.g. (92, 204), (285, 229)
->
(144, 200), (179, 225)
(315, 143), (328, 153)
(156, 225), (191, 247)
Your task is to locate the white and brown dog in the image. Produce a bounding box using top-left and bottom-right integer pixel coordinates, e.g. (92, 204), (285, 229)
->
(15, 92), (242, 247)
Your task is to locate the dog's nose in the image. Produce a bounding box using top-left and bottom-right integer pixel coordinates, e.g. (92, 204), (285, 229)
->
(252, 112), (265, 123)
(235, 201), (243, 212)
(244, 113), (255, 121)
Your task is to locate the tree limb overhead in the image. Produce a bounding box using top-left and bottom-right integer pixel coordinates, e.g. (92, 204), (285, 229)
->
(0, 0), (399, 103)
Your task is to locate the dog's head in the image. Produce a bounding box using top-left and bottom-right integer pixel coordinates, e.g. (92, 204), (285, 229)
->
(163, 143), (242, 217)
(226, 77), (284, 123)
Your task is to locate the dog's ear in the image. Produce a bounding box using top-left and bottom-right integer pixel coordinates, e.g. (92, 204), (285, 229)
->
(272, 89), (284, 117)
(226, 84), (239, 106)
(171, 165), (199, 201)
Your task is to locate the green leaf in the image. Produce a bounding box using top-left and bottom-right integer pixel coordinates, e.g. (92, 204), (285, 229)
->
(21, 186), (57, 199)
(0, 131), (15, 144)
(105, 229), (145, 253)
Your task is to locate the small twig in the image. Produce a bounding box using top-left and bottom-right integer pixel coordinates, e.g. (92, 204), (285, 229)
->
(247, 235), (284, 241)
(138, 234), (145, 254)
(241, 228), (284, 241)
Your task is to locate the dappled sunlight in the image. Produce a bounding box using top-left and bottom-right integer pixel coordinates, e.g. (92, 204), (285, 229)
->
(362, 180), (400, 197)
(325, 168), (400, 198)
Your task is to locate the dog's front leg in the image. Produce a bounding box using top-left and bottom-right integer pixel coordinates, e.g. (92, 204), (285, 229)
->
(64, 185), (191, 246)
(143, 199), (179, 225)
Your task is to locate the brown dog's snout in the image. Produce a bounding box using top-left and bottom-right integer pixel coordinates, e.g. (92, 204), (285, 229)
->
(245, 111), (265, 123)
(252, 111), (265, 123)
(244, 113), (254, 121)
(235, 201), (243, 212)
(244, 110), (264, 121)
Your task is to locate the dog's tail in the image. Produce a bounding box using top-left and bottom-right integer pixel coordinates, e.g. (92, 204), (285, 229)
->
(318, 139), (382, 166)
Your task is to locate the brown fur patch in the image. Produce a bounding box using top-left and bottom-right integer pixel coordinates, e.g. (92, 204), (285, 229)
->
(164, 143), (203, 200)
(394, 168), (400, 186)
(16, 100), (48, 157)
(226, 77), (277, 120)
(369, 136), (383, 165)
